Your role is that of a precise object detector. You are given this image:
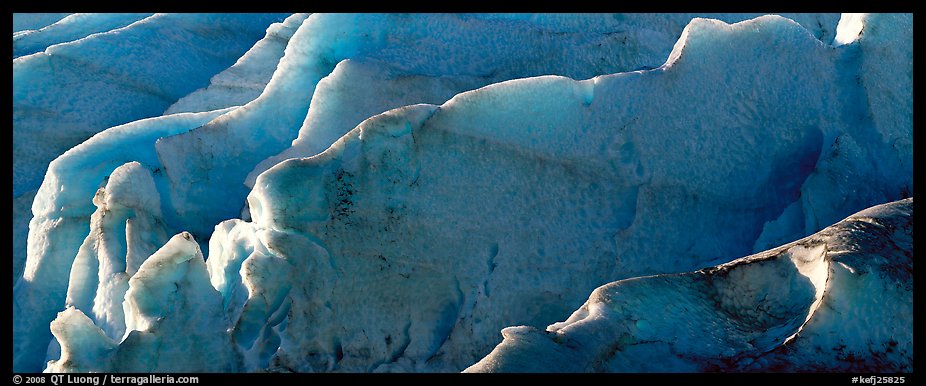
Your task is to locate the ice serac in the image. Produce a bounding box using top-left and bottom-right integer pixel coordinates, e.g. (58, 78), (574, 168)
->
(12, 13), (154, 58)
(62, 162), (170, 342)
(203, 15), (909, 372)
(47, 233), (237, 372)
(13, 14), (300, 333)
(465, 198), (912, 372)
(11, 14), (288, 323)
(118, 232), (236, 372)
(13, 109), (231, 373)
(44, 307), (118, 373)
(210, 221), (338, 372)
(164, 13), (311, 115)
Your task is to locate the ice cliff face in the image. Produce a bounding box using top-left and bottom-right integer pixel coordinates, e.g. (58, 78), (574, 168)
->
(12, 13), (911, 373)
(466, 197), (912, 372)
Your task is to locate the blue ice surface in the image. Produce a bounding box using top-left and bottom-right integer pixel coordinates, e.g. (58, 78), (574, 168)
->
(13, 109), (232, 373)
(13, 13), (912, 373)
(13, 13), (154, 58)
(158, 13), (842, 246)
(13, 13), (289, 198)
(465, 198), (912, 372)
(226, 14), (910, 372)
(12, 13), (71, 32)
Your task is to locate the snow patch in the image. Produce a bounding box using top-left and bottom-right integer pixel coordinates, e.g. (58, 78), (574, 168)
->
(834, 13), (867, 46)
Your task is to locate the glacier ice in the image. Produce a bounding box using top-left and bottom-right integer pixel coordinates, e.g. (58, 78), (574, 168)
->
(63, 161), (170, 342)
(15, 11), (843, 281)
(11, 14), (289, 319)
(245, 13), (840, 187)
(12, 13), (153, 59)
(44, 307), (118, 373)
(48, 232), (236, 372)
(14, 109), (233, 372)
(12, 13), (72, 33)
(752, 13), (912, 252)
(142, 12), (842, 245)
(465, 198), (912, 372)
(196, 15), (911, 372)
(163, 13), (311, 115)
(12, 13), (287, 197)
(13, 191), (35, 282)
(238, 15), (907, 372)
(164, 12), (780, 242)
(13, 13), (912, 374)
